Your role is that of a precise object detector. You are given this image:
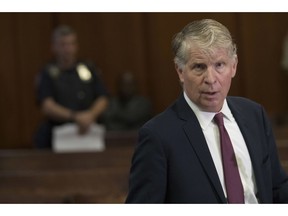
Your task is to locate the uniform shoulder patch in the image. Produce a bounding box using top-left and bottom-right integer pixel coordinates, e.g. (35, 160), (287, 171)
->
(47, 64), (60, 79)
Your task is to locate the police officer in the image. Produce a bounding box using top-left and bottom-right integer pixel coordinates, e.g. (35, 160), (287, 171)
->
(35, 25), (109, 148)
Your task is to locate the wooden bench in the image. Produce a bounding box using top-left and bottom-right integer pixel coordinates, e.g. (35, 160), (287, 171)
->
(0, 147), (134, 203)
(0, 131), (138, 203)
(0, 147), (133, 172)
(0, 129), (288, 203)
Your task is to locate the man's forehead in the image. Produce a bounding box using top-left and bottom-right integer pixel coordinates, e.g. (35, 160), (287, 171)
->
(188, 47), (230, 61)
(54, 34), (77, 43)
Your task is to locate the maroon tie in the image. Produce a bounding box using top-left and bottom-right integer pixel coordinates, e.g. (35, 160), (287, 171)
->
(214, 112), (244, 203)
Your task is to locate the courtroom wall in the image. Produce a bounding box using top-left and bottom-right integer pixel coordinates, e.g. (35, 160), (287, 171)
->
(0, 13), (287, 148)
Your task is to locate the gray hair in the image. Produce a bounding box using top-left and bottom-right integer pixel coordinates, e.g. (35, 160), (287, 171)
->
(172, 19), (237, 68)
(52, 25), (76, 42)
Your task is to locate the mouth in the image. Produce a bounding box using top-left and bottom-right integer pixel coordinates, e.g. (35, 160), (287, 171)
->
(201, 91), (220, 100)
(202, 91), (218, 96)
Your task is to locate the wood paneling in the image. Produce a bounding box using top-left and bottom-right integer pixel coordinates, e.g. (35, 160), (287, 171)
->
(238, 13), (288, 115)
(0, 13), (288, 148)
(16, 13), (53, 148)
(56, 13), (149, 97)
(0, 14), (19, 148)
(0, 145), (134, 203)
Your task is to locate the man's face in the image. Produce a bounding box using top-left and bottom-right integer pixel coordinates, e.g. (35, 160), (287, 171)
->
(52, 34), (78, 63)
(176, 46), (237, 112)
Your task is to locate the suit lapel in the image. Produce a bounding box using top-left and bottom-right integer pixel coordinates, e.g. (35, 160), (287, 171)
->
(176, 95), (227, 203)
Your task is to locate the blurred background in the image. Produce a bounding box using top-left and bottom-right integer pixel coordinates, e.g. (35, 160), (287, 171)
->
(1, 12), (288, 148)
(1, 13), (288, 148)
(0, 12), (288, 203)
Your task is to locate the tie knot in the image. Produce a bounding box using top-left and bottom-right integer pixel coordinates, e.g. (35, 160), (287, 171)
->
(214, 112), (224, 127)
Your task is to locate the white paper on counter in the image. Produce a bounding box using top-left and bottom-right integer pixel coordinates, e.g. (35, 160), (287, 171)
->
(52, 123), (105, 153)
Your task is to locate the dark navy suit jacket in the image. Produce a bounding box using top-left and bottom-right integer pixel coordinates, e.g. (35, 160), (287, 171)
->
(126, 94), (288, 203)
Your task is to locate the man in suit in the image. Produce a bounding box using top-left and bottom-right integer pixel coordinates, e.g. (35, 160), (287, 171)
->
(126, 19), (288, 203)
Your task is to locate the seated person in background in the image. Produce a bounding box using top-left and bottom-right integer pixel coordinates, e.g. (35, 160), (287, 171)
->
(103, 71), (152, 131)
(35, 25), (109, 149)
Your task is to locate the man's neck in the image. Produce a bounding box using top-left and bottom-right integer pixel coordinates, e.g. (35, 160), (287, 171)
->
(57, 58), (76, 70)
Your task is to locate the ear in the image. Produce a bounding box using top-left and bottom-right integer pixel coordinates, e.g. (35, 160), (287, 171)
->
(231, 55), (238, 78)
(175, 63), (185, 83)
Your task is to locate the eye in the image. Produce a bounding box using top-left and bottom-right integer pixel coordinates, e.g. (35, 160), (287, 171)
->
(215, 62), (225, 71)
(192, 63), (207, 72)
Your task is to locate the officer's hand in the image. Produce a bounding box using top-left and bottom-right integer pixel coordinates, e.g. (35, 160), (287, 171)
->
(74, 111), (95, 135)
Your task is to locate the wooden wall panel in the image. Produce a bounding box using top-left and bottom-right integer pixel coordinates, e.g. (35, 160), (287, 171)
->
(0, 14), (19, 148)
(238, 13), (288, 115)
(15, 13), (54, 148)
(1, 13), (288, 149)
(55, 13), (149, 97)
(0, 13), (53, 148)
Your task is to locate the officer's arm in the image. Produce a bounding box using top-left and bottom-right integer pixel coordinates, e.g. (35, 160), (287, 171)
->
(41, 97), (75, 121)
(87, 96), (109, 120)
(73, 96), (109, 134)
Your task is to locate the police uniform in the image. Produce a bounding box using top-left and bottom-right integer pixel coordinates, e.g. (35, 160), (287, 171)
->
(35, 61), (108, 148)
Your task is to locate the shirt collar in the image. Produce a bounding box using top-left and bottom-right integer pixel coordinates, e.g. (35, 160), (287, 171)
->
(183, 91), (233, 130)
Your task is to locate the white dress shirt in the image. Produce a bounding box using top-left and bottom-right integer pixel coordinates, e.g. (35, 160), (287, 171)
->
(184, 92), (258, 203)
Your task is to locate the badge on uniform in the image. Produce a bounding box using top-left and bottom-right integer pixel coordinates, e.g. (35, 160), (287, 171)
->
(77, 63), (92, 82)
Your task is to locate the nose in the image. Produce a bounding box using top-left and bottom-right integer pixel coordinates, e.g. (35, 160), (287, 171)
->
(204, 66), (216, 84)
